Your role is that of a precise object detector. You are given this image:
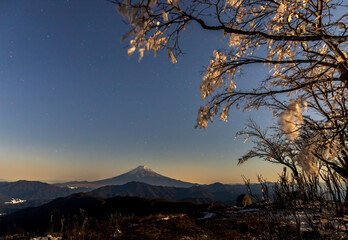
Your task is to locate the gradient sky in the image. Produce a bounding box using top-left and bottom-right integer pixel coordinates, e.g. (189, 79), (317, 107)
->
(0, 0), (283, 184)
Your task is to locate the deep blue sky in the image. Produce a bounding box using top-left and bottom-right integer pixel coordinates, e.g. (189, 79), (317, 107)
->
(0, 0), (282, 183)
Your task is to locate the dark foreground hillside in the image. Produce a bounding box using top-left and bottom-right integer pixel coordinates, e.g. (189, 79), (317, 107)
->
(0, 193), (209, 236)
(1, 192), (348, 239)
(2, 184), (347, 239)
(0, 193), (267, 240)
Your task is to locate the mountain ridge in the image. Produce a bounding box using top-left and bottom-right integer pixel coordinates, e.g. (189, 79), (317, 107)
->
(89, 181), (267, 205)
(0, 180), (88, 214)
(57, 165), (196, 188)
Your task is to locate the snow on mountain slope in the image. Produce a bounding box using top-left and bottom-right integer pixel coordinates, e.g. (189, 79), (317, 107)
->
(93, 165), (195, 188)
(121, 165), (162, 178)
(57, 166), (195, 189)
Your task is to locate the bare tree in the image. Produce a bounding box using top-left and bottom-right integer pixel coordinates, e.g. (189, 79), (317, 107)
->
(113, 1), (348, 182)
(238, 119), (348, 214)
(237, 120), (300, 177)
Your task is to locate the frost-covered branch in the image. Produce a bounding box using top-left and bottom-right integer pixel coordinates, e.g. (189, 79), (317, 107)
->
(113, 0), (348, 181)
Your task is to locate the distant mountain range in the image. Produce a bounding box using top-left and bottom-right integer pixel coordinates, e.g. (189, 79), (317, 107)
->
(0, 165), (273, 216)
(0, 180), (87, 214)
(90, 181), (257, 204)
(0, 180), (85, 202)
(56, 165), (196, 188)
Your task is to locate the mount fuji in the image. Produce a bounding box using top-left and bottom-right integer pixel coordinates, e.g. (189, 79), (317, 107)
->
(57, 166), (195, 189)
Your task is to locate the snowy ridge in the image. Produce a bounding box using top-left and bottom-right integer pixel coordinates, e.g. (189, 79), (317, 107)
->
(123, 165), (162, 178)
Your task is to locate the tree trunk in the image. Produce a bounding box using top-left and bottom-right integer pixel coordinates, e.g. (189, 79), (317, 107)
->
(344, 185), (348, 215)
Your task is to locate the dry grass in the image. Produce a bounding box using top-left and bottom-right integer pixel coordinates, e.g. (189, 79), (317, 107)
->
(2, 207), (348, 240)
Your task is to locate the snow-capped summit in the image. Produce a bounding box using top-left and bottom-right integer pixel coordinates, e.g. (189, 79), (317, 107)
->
(91, 165), (195, 188)
(126, 165), (160, 178)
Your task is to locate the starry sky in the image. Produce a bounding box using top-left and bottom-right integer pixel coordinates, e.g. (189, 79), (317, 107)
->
(0, 0), (283, 184)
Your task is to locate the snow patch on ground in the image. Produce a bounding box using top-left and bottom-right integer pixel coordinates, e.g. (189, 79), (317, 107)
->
(238, 208), (260, 213)
(4, 198), (26, 204)
(160, 214), (185, 221)
(197, 212), (216, 220)
(111, 229), (123, 238)
(30, 235), (62, 240)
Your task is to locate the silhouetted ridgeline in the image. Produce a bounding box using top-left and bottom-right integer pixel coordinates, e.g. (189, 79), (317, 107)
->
(0, 180), (271, 215)
(90, 181), (267, 205)
(0, 166), (273, 216)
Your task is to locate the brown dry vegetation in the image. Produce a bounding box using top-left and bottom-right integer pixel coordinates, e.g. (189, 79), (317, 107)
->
(3, 207), (343, 240)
